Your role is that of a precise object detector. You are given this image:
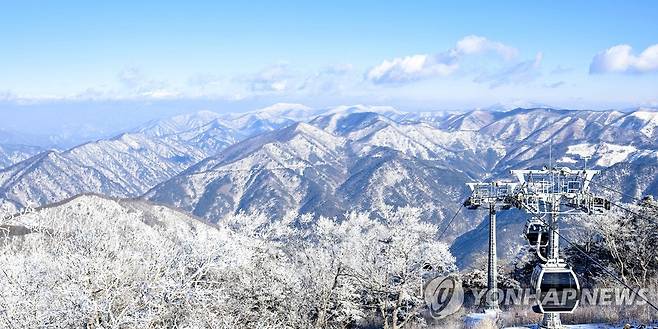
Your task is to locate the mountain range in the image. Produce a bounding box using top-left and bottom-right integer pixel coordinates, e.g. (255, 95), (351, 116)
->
(1, 103), (657, 266)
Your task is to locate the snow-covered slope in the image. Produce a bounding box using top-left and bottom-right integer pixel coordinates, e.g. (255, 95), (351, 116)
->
(1, 194), (218, 239)
(440, 110), (500, 131)
(137, 111), (239, 156)
(146, 113), (479, 229)
(313, 111), (506, 174)
(0, 194), (230, 326)
(145, 122), (348, 221)
(0, 133), (206, 213)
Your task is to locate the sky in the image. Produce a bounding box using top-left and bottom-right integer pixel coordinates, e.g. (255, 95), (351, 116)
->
(1, 1), (658, 133)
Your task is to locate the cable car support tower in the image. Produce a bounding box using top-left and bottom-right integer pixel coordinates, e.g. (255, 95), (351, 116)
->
(464, 166), (610, 329)
(464, 181), (518, 312)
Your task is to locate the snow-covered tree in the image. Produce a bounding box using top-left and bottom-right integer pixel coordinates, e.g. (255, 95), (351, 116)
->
(566, 197), (658, 287)
(340, 206), (456, 329)
(0, 196), (457, 328)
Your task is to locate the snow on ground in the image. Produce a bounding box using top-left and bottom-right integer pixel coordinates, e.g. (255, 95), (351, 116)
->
(566, 143), (596, 158)
(559, 156), (579, 164)
(630, 111), (658, 138)
(595, 143), (638, 167)
(565, 142), (639, 167)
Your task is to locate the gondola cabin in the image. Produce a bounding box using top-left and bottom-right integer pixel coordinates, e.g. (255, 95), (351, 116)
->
(525, 219), (549, 248)
(463, 196), (481, 210)
(530, 260), (581, 314)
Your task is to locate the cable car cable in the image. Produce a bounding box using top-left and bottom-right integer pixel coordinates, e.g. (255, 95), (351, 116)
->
(607, 200), (658, 227)
(438, 202), (465, 239)
(583, 178), (658, 212)
(439, 190), (476, 239)
(577, 176), (658, 225)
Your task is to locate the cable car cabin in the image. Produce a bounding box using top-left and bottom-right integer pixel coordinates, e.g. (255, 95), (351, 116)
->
(590, 197), (611, 212)
(463, 197), (481, 210)
(530, 261), (581, 314)
(571, 196), (612, 214)
(525, 219), (549, 248)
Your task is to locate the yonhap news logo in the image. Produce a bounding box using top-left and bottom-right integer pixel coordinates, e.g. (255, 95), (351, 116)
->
(423, 275), (650, 320)
(423, 275), (464, 319)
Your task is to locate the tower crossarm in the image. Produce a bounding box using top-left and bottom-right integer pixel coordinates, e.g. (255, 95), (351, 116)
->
(509, 167), (607, 214)
(464, 181), (519, 210)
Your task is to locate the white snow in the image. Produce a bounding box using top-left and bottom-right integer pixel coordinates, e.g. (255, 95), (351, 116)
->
(595, 143), (638, 167)
(566, 142), (639, 167)
(630, 110), (658, 138)
(566, 143), (596, 158)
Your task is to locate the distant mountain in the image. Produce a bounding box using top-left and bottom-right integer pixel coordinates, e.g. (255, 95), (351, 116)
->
(595, 161), (658, 202)
(0, 133), (206, 214)
(0, 125), (123, 149)
(146, 113), (477, 233)
(219, 103), (321, 137)
(312, 111), (505, 174)
(440, 110), (501, 131)
(0, 143), (43, 169)
(485, 109), (658, 173)
(145, 122), (348, 221)
(137, 110), (225, 137)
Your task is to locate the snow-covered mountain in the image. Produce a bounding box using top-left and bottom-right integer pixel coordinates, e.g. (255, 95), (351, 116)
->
(3, 105), (658, 256)
(145, 122), (349, 221)
(0, 143), (43, 169)
(137, 110), (226, 137)
(0, 133), (206, 214)
(482, 109), (658, 173)
(140, 106), (658, 267)
(218, 103), (322, 137)
(145, 112), (478, 232)
(136, 104), (328, 155)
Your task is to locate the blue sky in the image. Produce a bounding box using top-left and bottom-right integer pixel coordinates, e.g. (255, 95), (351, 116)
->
(1, 0), (657, 123)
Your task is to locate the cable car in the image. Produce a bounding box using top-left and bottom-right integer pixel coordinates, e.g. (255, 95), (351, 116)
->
(590, 196), (611, 213)
(525, 218), (549, 248)
(463, 196), (481, 210)
(530, 260), (581, 314)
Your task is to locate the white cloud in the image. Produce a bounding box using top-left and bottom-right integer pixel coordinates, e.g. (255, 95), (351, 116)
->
(544, 81), (565, 89)
(117, 67), (175, 97)
(590, 44), (658, 74)
(140, 90), (180, 99)
(365, 35), (519, 84)
(322, 63), (353, 75)
(0, 90), (17, 101)
(244, 63), (291, 92)
(454, 35), (518, 59)
(365, 54), (458, 84)
(297, 64), (355, 95)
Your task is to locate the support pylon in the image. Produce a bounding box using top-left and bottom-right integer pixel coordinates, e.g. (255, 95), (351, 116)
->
(486, 203), (500, 311)
(464, 182), (517, 313)
(540, 201), (563, 328)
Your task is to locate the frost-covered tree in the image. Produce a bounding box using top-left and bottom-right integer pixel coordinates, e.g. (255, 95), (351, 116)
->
(565, 197), (658, 287)
(0, 196), (456, 328)
(341, 207), (456, 329)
